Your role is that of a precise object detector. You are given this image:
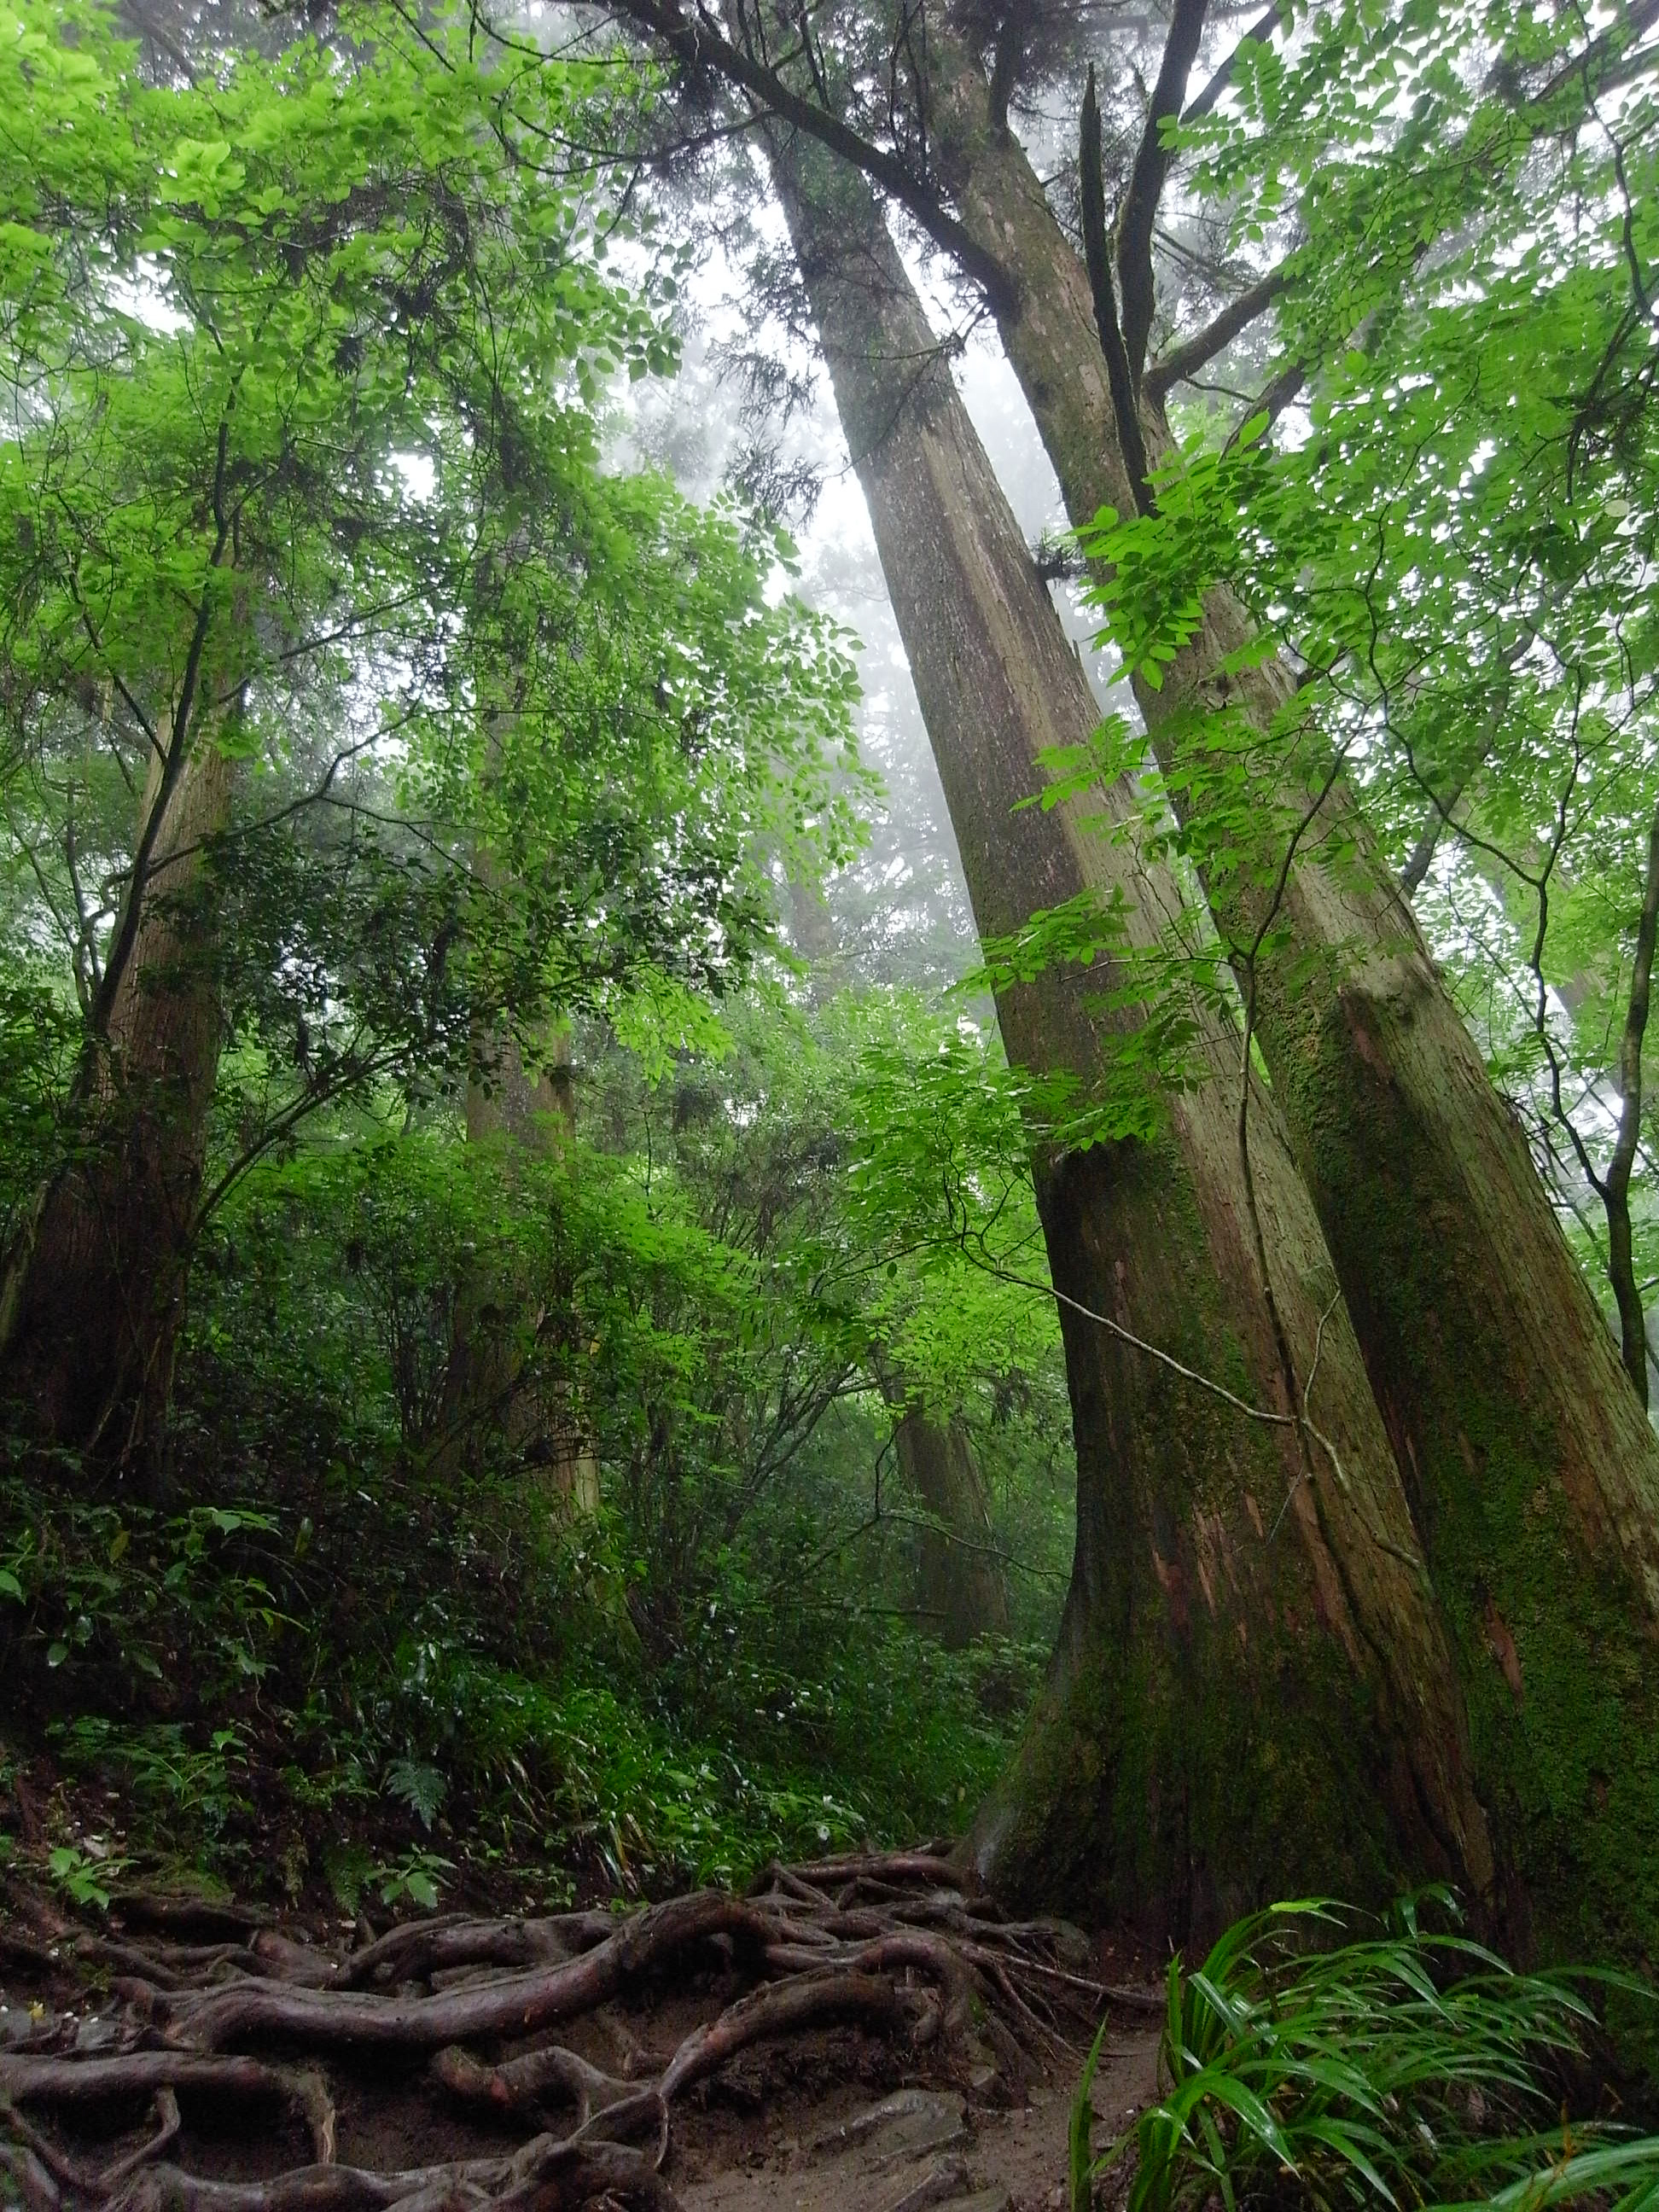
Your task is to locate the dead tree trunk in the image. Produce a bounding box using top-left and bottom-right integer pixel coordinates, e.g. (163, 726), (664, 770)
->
(918, 33), (1659, 1971)
(0, 740), (233, 1476)
(773, 133), (1492, 1944)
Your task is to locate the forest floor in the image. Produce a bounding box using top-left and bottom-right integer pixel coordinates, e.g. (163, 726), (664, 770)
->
(0, 1841), (1165, 2212)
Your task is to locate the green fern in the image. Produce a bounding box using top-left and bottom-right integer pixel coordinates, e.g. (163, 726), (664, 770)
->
(384, 1758), (447, 1831)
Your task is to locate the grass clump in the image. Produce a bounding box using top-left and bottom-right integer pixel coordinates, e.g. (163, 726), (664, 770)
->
(1073, 1892), (1657, 2212)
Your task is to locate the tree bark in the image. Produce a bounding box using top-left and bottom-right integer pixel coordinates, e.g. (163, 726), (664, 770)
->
(436, 1018), (599, 1516)
(772, 132), (1493, 1944)
(0, 739), (233, 1475)
(917, 38), (1659, 1972)
(871, 1367), (1011, 1647)
(896, 1413), (1009, 1648)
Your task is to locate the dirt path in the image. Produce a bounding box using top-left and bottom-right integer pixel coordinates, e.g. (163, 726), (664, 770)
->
(673, 2026), (1161, 2212)
(0, 1855), (1165, 2212)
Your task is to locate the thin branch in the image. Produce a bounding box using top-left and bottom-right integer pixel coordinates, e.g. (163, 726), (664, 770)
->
(1225, 357), (1304, 447)
(1181, 0), (1285, 125)
(608, 0), (1017, 312)
(1604, 795), (1659, 1406)
(958, 1246), (1295, 1435)
(88, 415), (233, 1039)
(1535, 0), (1659, 107)
(849, 1503), (1065, 1584)
(1230, 738), (1359, 1514)
(1080, 65), (1151, 511)
(1144, 265), (1288, 402)
(1117, 0), (1209, 386)
(1400, 765), (1476, 899)
(1399, 634), (1530, 896)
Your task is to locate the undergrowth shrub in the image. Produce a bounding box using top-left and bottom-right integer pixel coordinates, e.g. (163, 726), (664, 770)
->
(0, 1011), (1070, 1908)
(1073, 1894), (1657, 2212)
(0, 1452), (1039, 1901)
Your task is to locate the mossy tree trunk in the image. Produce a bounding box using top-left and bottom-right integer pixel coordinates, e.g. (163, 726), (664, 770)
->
(897, 1412), (1009, 1649)
(921, 34), (1659, 1973)
(871, 1366), (1011, 1648)
(0, 740), (234, 1477)
(774, 131), (1493, 1944)
(437, 1017), (599, 1516)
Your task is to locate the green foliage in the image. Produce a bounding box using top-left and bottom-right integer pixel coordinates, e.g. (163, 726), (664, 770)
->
(0, 0), (1066, 1930)
(47, 1842), (129, 1912)
(0, 980), (1068, 1896)
(52, 1718), (250, 1835)
(1076, 1895), (1657, 2212)
(1072, 2016), (1109, 2212)
(0, 1490), (288, 1700)
(0, 0), (865, 1253)
(1074, 0), (1659, 1343)
(371, 1849), (454, 1915)
(384, 1761), (448, 1834)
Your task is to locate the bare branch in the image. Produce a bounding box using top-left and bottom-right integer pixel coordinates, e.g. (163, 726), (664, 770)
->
(607, 0), (1017, 312)
(1080, 66), (1151, 512)
(1144, 264), (1288, 400)
(1228, 356), (1304, 445)
(1535, 0), (1659, 106)
(1116, 0), (1209, 386)
(1605, 797), (1659, 1405)
(1182, 0), (1285, 125)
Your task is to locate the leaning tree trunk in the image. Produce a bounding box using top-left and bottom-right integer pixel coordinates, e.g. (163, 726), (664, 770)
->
(773, 131), (1493, 1943)
(917, 32), (1659, 1977)
(0, 741), (233, 1477)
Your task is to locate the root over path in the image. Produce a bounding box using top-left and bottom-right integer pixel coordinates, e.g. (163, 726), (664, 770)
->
(0, 1850), (1162, 2212)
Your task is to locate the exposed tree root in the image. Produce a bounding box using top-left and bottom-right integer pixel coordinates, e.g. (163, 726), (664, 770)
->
(0, 1853), (1128, 2212)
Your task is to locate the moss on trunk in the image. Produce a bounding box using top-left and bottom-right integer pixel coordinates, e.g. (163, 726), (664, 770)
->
(773, 129), (1491, 1945)
(0, 740), (234, 1476)
(919, 39), (1659, 1999)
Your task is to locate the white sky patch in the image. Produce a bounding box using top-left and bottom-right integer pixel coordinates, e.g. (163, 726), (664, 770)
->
(106, 256), (189, 336)
(388, 450), (437, 504)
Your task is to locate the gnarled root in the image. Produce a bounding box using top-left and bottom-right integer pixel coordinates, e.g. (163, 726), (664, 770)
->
(1, 1852), (1125, 2212)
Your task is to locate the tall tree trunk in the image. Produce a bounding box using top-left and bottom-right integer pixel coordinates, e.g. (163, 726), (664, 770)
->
(0, 740), (233, 1475)
(921, 38), (1659, 1972)
(437, 1017), (598, 1515)
(773, 132), (1493, 1942)
(786, 870), (838, 981)
(873, 1366), (1011, 1647)
(897, 1408), (1008, 1646)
